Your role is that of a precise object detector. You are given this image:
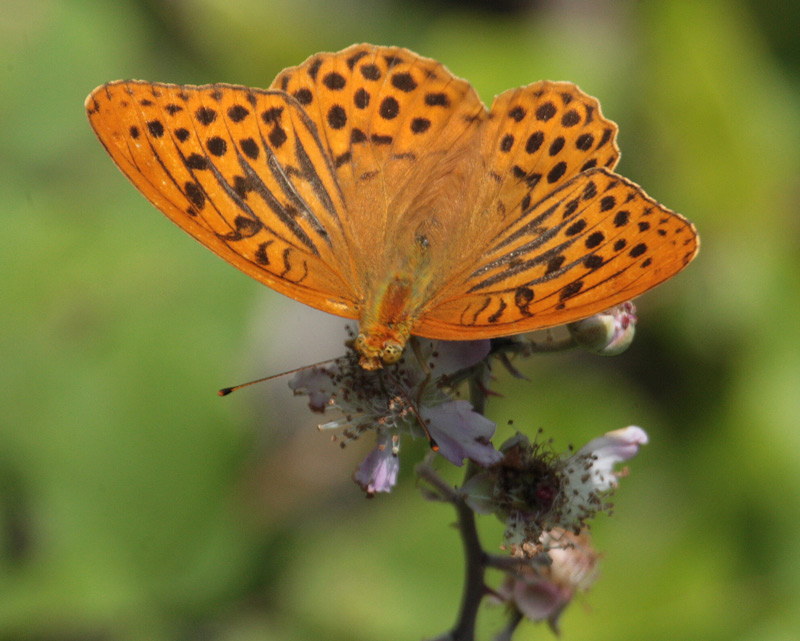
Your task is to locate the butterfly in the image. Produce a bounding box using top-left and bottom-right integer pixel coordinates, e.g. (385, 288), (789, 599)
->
(86, 43), (698, 370)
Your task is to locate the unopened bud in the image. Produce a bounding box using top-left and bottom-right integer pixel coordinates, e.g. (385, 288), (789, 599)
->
(567, 302), (637, 355)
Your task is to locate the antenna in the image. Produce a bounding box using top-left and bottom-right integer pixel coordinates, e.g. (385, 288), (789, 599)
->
(218, 357), (338, 396)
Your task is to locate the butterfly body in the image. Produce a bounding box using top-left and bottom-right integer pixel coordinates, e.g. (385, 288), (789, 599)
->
(86, 44), (698, 369)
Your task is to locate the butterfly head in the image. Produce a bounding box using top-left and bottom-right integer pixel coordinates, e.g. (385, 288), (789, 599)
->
(354, 332), (406, 371)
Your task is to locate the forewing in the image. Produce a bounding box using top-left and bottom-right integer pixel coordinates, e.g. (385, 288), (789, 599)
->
(270, 44), (488, 281)
(86, 81), (358, 317)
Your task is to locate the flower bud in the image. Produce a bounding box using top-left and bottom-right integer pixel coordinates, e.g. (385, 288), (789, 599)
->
(567, 302), (637, 355)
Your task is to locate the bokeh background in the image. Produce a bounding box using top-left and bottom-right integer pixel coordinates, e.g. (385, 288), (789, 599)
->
(3, 0), (799, 639)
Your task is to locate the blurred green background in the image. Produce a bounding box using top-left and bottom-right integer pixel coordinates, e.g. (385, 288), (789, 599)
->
(3, 0), (799, 639)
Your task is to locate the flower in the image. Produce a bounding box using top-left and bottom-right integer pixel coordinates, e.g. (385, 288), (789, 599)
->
(567, 302), (638, 355)
(290, 338), (500, 495)
(559, 425), (648, 524)
(353, 433), (401, 495)
(462, 426), (648, 555)
(497, 529), (599, 634)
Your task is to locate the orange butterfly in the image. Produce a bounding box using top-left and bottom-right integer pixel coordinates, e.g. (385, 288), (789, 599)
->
(86, 44), (698, 370)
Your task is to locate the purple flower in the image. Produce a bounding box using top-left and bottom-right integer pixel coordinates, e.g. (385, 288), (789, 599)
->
(290, 338), (498, 494)
(428, 339), (490, 373)
(353, 434), (401, 495)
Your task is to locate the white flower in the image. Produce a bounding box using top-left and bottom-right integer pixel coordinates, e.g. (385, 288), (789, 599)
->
(560, 425), (649, 524)
(461, 426), (648, 554)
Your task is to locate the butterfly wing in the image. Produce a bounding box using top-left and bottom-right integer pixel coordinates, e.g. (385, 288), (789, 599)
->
(477, 81), (620, 217)
(270, 44), (489, 291)
(415, 83), (698, 338)
(86, 81), (358, 317)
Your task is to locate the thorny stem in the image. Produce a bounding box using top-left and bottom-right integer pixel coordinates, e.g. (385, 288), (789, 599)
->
(522, 334), (578, 353)
(438, 367), (491, 641)
(416, 457), (459, 502)
(468, 371), (487, 415)
(430, 359), (551, 641)
(448, 461), (486, 641)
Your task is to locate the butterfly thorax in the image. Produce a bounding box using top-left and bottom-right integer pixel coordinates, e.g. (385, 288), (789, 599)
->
(352, 218), (443, 370)
(354, 272), (418, 370)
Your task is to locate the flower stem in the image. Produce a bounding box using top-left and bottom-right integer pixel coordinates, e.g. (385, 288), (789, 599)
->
(491, 333), (578, 357)
(448, 462), (487, 641)
(444, 368), (493, 641)
(415, 455), (459, 502)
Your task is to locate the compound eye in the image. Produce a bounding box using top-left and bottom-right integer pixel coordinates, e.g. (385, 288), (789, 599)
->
(381, 341), (403, 364)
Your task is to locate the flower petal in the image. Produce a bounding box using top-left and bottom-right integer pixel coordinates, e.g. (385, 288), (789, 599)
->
(430, 340), (491, 374)
(288, 367), (334, 412)
(423, 400), (502, 467)
(575, 425), (649, 490)
(353, 437), (400, 494)
(512, 580), (568, 624)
